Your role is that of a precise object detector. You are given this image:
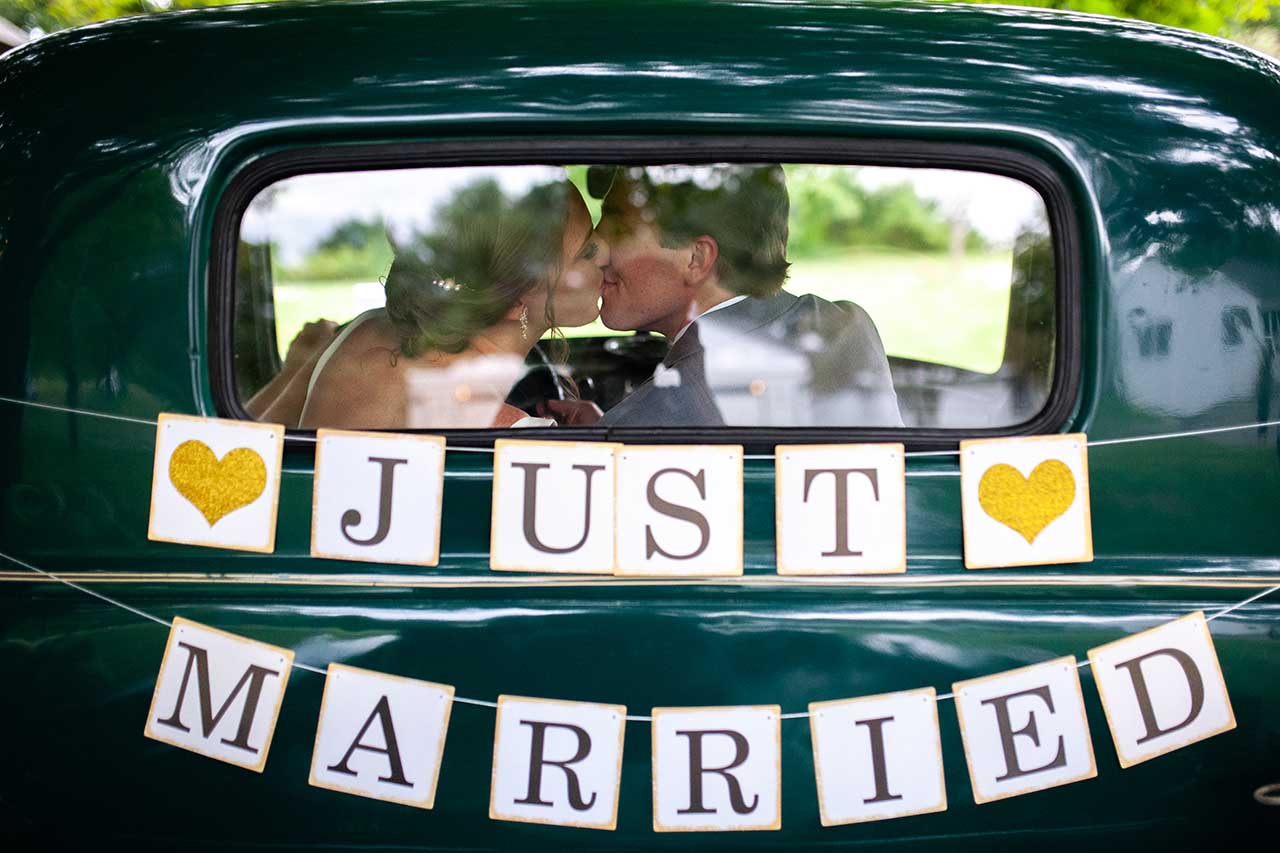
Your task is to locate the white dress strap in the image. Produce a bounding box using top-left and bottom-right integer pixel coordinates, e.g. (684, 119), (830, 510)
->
(305, 308), (385, 399)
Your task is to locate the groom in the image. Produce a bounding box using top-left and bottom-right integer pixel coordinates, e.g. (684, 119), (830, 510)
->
(547, 164), (901, 428)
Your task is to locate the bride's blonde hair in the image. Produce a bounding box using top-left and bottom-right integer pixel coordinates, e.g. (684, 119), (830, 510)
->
(385, 180), (571, 357)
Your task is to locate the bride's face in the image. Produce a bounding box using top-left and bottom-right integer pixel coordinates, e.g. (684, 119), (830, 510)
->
(549, 189), (610, 327)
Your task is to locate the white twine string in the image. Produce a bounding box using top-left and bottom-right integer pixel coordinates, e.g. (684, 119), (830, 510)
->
(3, 394), (1280, 719)
(4, 395), (1280, 458)
(2, 547), (1275, 722)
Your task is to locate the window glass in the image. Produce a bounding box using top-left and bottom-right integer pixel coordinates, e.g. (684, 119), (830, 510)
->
(233, 162), (1055, 430)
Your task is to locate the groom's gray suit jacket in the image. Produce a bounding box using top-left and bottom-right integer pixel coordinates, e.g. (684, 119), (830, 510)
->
(599, 291), (902, 428)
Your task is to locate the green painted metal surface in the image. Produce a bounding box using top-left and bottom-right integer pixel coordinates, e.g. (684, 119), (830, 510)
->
(1, 0), (1278, 848)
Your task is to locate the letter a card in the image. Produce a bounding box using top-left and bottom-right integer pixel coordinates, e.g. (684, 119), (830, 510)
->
(490, 440), (620, 573)
(489, 695), (626, 829)
(148, 413), (284, 552)
(809, 688), (946, 825)
(651, 705), (781, 832)
(959, 433), (1092, 569)
(310, 664), (454, 808)
(1087, 612), (1235, 768)
(144, 617), (293, 771)
(312, 429), (446, 566)
(776, 444), (906, 575)
(953, 657), (1096, 803)
(615, 445), (743, 577)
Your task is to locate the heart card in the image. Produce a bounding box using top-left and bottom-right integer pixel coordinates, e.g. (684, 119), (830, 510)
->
(959, 433), (1092, 569)
(148, 413), (285, 553)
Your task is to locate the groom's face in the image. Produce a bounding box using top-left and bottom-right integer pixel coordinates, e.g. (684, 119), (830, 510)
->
(596, 180), (693, 338)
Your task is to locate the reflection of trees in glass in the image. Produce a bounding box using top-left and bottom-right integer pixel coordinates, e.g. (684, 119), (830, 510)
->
(277, 217), (392, 282)
(784, 166), (987, 258)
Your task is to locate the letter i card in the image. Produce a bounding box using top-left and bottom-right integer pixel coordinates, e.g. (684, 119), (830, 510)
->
(311, 429), (446, 566)
(143, 617), (293, 771)
(490, 440), (621, 573)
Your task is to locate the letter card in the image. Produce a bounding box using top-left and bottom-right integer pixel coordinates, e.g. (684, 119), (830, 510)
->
(490, 695), (626, 829)
(651, 705), (781, 832)
(148, 413), (284, 552)
(144, 617), (293, 771)
(1088, 612), (1235, 768)
(776, 444), (906, 575)
(310, 664), (454, 808)
(312, 429), (446, 566)
(952, 657), (1096, 803)
(615, 445), (743, 577)
(491, 440), (620, 573)
(809, 687), (946, 825)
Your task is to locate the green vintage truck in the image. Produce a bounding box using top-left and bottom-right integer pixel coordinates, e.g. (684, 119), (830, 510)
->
(1, 0), (1278, 849)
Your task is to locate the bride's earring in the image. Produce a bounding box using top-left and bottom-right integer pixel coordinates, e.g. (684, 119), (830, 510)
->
(519, 305), (529, 341)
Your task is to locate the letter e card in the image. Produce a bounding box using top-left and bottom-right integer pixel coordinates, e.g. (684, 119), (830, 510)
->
(953, 657), (1096, 803)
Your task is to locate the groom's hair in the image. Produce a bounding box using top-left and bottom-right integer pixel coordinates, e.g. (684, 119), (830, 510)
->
(591, 164), (791, 297)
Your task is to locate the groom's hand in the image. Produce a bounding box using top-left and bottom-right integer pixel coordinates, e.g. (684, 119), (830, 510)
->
(540, 399), (604, 426)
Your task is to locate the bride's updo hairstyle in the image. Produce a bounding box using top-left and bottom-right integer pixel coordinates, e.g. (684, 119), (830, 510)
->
(385, 179), (571, 357)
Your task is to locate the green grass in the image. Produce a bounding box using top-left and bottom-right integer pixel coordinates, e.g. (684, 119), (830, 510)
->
(273, 250), (1012, 374)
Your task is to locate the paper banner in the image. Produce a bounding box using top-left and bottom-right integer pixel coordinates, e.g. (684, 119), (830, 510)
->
(953, 656), (1096, 803)
(143, 617), (293, 772)
(809, 688), (946, 826)
(489, 695), (626, 830)
(959, 433), (1093, 569)
(311, 429), (446, 566)
(148, 413), (284, 553)
(775, 443), (906, 575)
(490, 440), (620, 574)
(1088, 612), (1235, 768)
(309, 664), (454, 808)
(615, 445), (744, 577)
(651, 705), (781, 832)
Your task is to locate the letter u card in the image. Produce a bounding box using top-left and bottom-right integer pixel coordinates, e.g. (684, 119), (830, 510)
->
(775, 444), (906, 575)
(490, 695), (626, 829)
(310, 664), (454, 808)
(650, 705), (781, 832)
(615, 445), (744, 577)
(311, 429), (446, 566)
(148, 413), (284, 552)
(959, 433), (1092, 569)
(144, 617), (293, 771)
(490, 440), (620, 573)
(1087, 612), (1235, 768)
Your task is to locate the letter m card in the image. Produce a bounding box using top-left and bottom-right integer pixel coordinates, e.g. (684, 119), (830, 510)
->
(144, 617), (293, 772)
(1088, 612), (1235, 768)
(491, 440), (620, 574)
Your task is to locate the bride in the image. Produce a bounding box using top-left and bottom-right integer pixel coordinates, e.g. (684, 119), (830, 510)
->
(297, 181), (609, 429)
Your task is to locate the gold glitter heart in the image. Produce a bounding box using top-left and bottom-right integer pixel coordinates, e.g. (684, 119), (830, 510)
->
(168, 440), (267, 526)
(978, 460), (1076, 544)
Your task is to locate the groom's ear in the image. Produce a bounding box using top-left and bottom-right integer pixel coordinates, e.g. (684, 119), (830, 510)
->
(686, 235), (719, 284)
